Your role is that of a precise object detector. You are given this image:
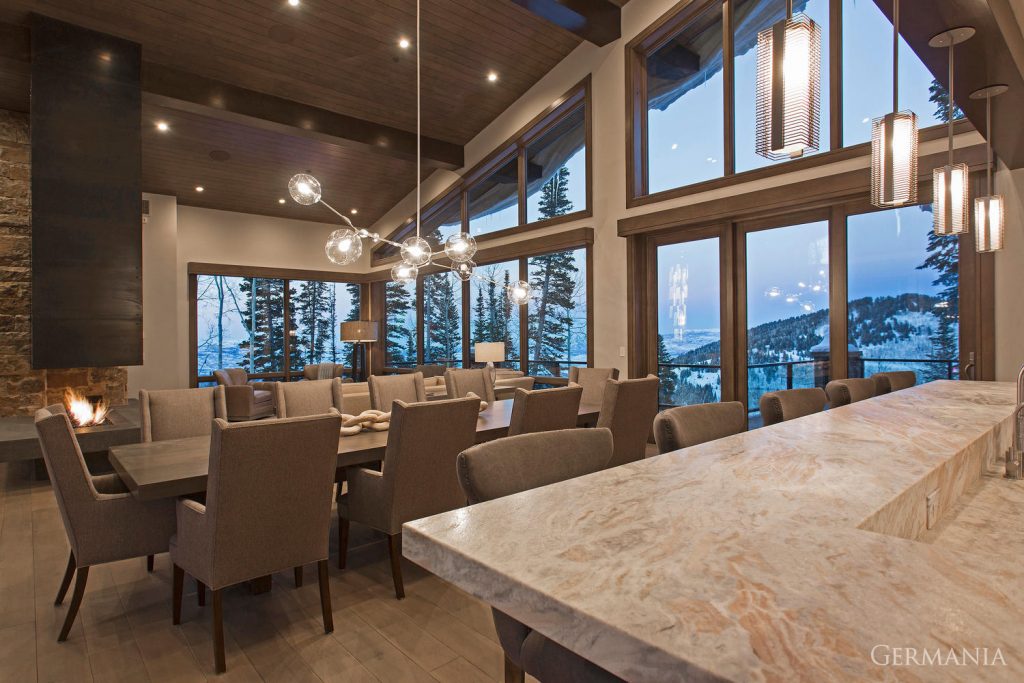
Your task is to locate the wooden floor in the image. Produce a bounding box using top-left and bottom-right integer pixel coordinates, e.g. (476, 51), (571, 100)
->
(0, 461), (517, 683)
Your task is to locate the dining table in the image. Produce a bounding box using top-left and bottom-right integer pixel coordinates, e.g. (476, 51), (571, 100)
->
(109, 398), (601, 501)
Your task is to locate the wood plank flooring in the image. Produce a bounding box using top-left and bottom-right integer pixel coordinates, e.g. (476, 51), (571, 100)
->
(0, 461), (520, 683)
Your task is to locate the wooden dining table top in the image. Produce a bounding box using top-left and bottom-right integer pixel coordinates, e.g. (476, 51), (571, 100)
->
(109, 398), (601, 501)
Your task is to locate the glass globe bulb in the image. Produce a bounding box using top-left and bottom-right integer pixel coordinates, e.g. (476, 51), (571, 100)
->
(453, 260), (476, 282)
(289, 173), (322, 205)
(324, 227), (363, 266)
(400, 236), (432, 266)
(507, 280), (532, 306)
(444, 232), (477, 263)
(391, 262), (418, 284)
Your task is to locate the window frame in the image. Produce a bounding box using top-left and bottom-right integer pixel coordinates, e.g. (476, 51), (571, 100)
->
(625, 0), (975, 208)
(371, 77), (592, 267)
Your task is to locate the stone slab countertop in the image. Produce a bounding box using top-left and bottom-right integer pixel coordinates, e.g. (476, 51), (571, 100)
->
(403, 381), (1024, 681)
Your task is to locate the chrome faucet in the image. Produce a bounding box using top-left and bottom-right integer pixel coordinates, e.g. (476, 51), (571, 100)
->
(1007, 363), (1024, 479)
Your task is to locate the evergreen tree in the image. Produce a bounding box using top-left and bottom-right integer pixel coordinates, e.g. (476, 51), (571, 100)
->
(385, 280), (415, 365)
(657, 333), (678, 405)
(342, 283), (362, 367)
(292, 280), (332, 366)
(472, 283), (488, 343)
(928, 78), (964, 123)
(423, 273), (461, 363)
(498, 269), (514, 357)
(238, 278), (290, 373)
(537, 167), (573, 219)
(917, 228), (959, 379)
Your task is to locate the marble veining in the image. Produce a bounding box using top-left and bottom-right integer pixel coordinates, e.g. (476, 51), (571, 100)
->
(403, 381), (1024, 681)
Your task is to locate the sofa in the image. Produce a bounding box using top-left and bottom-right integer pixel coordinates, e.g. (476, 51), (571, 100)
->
(212, 369), (276, 421)
(339, 371), (526, 413)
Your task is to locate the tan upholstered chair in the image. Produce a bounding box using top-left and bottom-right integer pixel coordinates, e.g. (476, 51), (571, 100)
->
(456, 429), (622, 683)
(34, 406), (177, 642)
(170, 414), (341, 673)
(597, 375), (660, 468)
(825, 378), (876, 408)
(302, 363), (349, 381)
(568, 366), (620, 405)
(871, 370), (917, 394)
(212, 368), (276, 421)
(337, 397), (481, 598)
(444, 368), (497, 404)
(368, 372), (427, 411)
(414, 364), (446, 378)
(139, 386), (227, 442)
(653, 401), (747, 454)
(759, 387), (828, 426)
(274, 378), (344, 417)
(507, 385), (583, 436)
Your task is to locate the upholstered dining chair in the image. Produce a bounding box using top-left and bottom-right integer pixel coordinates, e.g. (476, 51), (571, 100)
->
(759, 387), (828, 426)
(507, 385), (583, 436)
(871, 370), (917, 395)
(368, 372), (427, 411)
(34, 406), (177, 643)
(825, 378), (876, 408)
(212, 368), (276, 421)
(139, 386), (227, 442)
(568, 366), (620, 406)
(302, 363), (348, 381)
(653, 401), (747, 454)
(170, 414), (341, 674)
(273, 378), (344, 417)
(337, 397), (481, 598)
(496, 377), (536, 392)
(414, 364), (446, 378)
(597, 375), (660, 468)
(444, 368), (497, 404)
(456, 429), (623, 683)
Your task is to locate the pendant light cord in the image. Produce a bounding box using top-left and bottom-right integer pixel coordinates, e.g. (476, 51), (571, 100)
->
(986, 94), (993, 194)
(947, 42), (954, 165)
(416, 0), (421, 241)
(786, 0), (792, 19)
(892, 0), (899, 113)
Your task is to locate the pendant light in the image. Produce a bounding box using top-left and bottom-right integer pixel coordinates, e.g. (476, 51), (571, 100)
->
(755, 0), (822, 160)
(970, 84), (1008, 252)
(870, 0), (919, 207)
(929, 27), (974, 236)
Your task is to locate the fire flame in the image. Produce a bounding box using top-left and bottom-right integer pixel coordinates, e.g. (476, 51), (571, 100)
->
(64, 388), (109, 427)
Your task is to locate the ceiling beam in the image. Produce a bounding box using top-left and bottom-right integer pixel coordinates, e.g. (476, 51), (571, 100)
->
(142, 64), (463, 170)
(510, 0), (621, 46)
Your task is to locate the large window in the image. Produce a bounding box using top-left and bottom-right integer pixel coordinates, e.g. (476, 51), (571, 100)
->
(193, 272), (360, 384)
(469, 157), (519, 236)
(656, 237), (722, 407)
(423, 271), (463, 366)
(527, 248), (588, 378)
(470, 260), (521, 367)
(847, 206), (958, 382)
(526, 105), (586, 223)
(384, 279), (417, 368)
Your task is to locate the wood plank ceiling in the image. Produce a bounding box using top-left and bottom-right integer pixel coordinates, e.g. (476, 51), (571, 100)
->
(0, 0), (590, 224)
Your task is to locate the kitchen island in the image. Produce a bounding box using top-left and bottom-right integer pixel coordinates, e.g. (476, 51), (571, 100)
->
(403, 381), (1024, 681)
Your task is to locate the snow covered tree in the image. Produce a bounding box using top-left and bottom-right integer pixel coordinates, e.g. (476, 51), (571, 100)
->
(238, 278), (290, 373)
(423, 272), (462, 363)
(657, 334), (678, 404)
(385, 280), (416, 365)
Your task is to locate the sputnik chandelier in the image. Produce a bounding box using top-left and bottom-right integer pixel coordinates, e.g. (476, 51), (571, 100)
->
(287, 0), (532, 306)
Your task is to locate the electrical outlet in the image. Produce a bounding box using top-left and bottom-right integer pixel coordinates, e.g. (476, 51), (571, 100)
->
(619, 346), (626, 357)
(926, 489), (939, 530)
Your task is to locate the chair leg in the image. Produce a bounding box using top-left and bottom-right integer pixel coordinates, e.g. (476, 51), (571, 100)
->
(293, 566), (303, 588)
(172, 565), (184, 625)
(386, 534), (404, 600)
(57, 565), (89, 642)
(197, 580), (206, 607)
(504, 654), (525, 683)
(55, 551), (75, 605)
(337, 517), (349, 570)
(317, 560), (334, 634)
(212, 589), (226, 674)
(146, 555), (154, 573)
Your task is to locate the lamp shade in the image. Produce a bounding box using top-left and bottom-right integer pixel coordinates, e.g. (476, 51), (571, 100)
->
(340, 321), (379, 343)
(871, 111), (919, 207)
(933, 163), (969, 235)
(474, 342), (505, 363)
(975, 195), (1005, 252)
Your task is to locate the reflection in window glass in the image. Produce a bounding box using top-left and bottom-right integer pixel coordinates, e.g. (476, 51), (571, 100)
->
(195, 276), (287, 376)
(647, 2), (725, 193)
(526, 106), (586, 223)
(656, 238), (721, 407)
(470, 261), (521, 367)
(847, 206), (958, 383)
(527, 248), (587, 377)
(423, 271), (463, 365)
(746, 222), (830, 420)
(469, 157), (519, 236)
(385, 279), (417, 368)
(842, 0), (955, 146)
(423, 200), (462, 251)
(289, 281), (360, 372)
(734, 0), (830, 172)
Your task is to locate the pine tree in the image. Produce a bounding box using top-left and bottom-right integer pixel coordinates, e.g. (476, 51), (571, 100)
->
(342, 283), (361, 367)
(238, 278), (290, 373)
(928, 79), (964, 123)
(657, 334), (678, 404)
(385, 280), (415, 365)
(292, 280), (333, 366)
(424, 273), (462, 364)
(537, 167), (573, 219)
(917, 227), (959, 379)
(472, 283), (487, 343)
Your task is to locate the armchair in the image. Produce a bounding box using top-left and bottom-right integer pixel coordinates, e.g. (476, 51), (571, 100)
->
(213, 368), (276, 421)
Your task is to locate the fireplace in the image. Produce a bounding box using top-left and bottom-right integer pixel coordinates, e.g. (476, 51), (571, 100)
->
(63, 387), (110, 427)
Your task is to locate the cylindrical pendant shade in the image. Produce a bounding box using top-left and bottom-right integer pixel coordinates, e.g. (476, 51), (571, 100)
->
(871, 111), (919, 207)
(933, 163), (969, 235)
(755, 14), (821, 160)
(974, 195), (1005, 251)
(340, 321), (379, 343)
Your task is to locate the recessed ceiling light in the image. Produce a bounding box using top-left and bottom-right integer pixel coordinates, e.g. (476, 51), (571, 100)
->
(287, 0), (300, 6)
(487, 71), (498, 82)
(350, 208), (358, 215)
(399, 37), (410, 49)
(156, 121), (169, 132)
(278, 198), (286, 204)
(195, 186), (204, 192)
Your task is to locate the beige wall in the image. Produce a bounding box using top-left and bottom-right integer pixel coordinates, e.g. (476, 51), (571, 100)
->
(994, 162), (1024, 380)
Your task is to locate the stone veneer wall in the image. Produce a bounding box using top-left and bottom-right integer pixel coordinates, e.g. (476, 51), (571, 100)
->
(0, 109), (127, 416)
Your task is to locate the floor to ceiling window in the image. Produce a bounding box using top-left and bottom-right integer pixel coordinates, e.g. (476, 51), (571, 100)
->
(656, 237), (722, 407)
(422, 271), (463, 366)
(384, 279), (417, 368)
(527, 248), (588, 377)
(745, 220), (830, 418)
(289, 281), (361, 373)
(847, 206), (959, 383)
(470, 260), (521, 367)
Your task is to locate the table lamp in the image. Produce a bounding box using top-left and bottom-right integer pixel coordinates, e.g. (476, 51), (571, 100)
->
(340, 321), (379, 382)
(474, 342), (505, 385)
